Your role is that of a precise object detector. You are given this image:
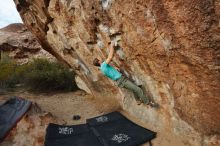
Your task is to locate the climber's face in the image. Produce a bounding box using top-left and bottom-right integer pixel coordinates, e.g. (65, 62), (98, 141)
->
(93, 58), (101, 67)
(98, 60), (102, 65)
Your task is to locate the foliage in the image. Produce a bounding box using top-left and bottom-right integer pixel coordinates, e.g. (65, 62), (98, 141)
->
(0, 52), (18, 88)
(24, 58), (78, 91)
(0, 53), (78, 92)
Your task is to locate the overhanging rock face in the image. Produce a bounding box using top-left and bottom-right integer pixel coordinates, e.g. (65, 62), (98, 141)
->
(14, 0), (220, 145)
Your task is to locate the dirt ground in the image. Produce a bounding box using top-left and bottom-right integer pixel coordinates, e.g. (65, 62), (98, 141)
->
(0, 90), (189, 146)
(0, 90), (120, 124)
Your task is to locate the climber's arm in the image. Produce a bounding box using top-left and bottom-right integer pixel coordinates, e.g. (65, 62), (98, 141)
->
(105, 43), (115, 64)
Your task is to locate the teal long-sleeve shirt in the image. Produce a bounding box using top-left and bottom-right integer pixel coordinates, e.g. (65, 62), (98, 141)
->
(100, 62), (122, 81)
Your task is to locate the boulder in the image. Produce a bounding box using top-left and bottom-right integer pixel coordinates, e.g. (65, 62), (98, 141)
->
(13, 0), (220, 145)
(1, 103), (58, 146)
(0, 23), (54, 64)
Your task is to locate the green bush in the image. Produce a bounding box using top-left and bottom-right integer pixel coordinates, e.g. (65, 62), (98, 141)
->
(0, 54), (78, 92)
(0, 53), (18, 88)
(24, 59), (78, 91)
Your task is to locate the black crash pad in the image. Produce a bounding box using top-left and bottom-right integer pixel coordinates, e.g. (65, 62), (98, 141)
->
(45, 112), (156, 146)
(87, 112), (156, 146)
(44, 123), (102, 146)
(0, 97), (31, 142)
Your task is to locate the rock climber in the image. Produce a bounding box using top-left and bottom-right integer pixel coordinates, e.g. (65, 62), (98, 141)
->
(93, 42), (159, 108)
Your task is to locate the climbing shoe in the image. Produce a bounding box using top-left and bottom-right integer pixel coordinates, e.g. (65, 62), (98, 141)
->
(72, 115), (81, 121)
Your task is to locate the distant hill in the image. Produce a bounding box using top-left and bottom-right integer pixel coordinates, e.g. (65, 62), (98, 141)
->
(0, 23), (24, 32)
(0, 23), (55, 64)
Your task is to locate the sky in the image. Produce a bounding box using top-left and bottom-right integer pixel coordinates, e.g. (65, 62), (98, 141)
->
(0, 0), (23, 28)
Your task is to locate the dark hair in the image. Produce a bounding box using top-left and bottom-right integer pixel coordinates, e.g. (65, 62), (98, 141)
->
(93, 58), (100, 67)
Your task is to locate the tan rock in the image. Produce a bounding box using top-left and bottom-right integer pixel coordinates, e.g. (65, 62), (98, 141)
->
(1, 103), (57, 146)
(0, 23), (54, 64)
(13, 0), (220, 145)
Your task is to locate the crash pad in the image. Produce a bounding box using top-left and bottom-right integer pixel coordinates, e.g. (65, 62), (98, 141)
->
(44, 123), (102, 146)
(45, 112), (156, 146)
(87, 112), (156, 146)
(0, 97), (31, 142)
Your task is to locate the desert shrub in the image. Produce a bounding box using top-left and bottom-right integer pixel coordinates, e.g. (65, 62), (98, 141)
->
(23, 58), (78, 92)
(0, 53), (78, 92)
(0, 53), (18, 88)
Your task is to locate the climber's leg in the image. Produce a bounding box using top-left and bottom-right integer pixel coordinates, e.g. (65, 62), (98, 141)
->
(116, 76), (149, 104)
(123, 79), (150, 104)
(116, 76), (140, 104)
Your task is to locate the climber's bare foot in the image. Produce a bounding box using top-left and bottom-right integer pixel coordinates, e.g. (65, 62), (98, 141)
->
(148, 101), (159, 108)
(136, 100), (142, 105)
(142, 100), (159, 108)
